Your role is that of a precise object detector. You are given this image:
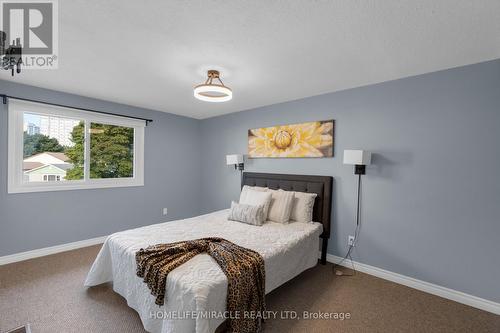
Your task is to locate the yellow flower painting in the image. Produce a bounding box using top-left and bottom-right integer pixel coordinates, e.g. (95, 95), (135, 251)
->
(248, 120), (334, 158)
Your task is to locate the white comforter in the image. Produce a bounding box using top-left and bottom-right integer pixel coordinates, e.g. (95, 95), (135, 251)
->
(84, 209), (322, 333)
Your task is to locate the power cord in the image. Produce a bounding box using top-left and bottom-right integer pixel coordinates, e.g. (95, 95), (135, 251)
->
(334, 174), (362, 276)
(333, 226), (358, 276)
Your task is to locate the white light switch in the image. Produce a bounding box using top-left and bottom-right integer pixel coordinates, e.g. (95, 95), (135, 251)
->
(162, 208), (168, 216)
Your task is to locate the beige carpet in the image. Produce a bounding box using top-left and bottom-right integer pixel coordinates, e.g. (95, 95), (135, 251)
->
(0, 245), (498, 333)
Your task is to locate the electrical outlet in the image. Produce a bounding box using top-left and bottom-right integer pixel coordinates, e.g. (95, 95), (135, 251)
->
(162, 208), (168, 216)
(348, 235), (355, 247)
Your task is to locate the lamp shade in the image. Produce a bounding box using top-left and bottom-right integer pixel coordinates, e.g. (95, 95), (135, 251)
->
(226, 154), (244, 165)
(343, 150), (371, 165)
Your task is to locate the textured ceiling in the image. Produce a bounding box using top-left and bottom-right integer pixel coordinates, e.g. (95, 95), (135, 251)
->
(1, 0), (499, 119)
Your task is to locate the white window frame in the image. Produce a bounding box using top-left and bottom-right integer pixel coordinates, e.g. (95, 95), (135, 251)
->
(8, 99), (145, 193)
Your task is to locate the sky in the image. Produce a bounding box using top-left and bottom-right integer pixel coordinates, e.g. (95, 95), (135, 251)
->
(24, 113), (41, 126)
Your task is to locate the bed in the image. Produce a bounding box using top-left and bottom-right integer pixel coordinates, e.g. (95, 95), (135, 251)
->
(84, 172), (332, 333)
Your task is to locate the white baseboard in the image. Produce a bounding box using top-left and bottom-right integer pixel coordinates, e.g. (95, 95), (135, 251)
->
(324, 253), (500, 315)
(0, 236), (107, 266)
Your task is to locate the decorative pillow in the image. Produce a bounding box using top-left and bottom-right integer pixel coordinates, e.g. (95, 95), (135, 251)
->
(243, 185), (268, 192)
(290, 191), (317, 223)
(228, 201), (265, 226)
(267, 189), (295, 224)
(239, 187), (272, 218)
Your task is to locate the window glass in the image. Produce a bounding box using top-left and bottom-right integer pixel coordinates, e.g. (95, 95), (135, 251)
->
(10, 99), (145, 193)
(89, 123), (134, 179)
(23, 112), (84, 182)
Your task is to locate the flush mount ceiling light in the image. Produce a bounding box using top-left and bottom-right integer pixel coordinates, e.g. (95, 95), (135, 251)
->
(194, 70), (232, 102)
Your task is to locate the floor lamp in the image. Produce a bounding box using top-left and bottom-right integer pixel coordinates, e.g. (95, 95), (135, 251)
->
(335, 150), (371, 276)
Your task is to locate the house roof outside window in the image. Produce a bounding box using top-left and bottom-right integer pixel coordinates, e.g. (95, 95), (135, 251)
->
(23, 161), (45, 171)
(24, 152), (71, 165)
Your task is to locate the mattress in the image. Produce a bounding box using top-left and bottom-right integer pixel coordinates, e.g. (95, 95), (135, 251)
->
(84, 209), (323, 333)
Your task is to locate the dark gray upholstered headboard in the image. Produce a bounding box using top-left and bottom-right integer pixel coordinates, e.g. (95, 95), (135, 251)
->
(241, 172), (333, 264)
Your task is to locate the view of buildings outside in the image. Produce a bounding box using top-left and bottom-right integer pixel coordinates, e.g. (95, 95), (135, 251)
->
(23, 112), (134, 183)
(24, 114), (80, 147)
(24, 122), (41, 135)
(23, 113), (81, 182)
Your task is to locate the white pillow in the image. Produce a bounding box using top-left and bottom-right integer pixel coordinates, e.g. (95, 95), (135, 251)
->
(239, 187), (272, 218)
(290, 191), (317, 223)
(243, 185), (268, 192)
(228, 201), (265, 226)
(267, 189), (295, 224)
(239, 185), (268, 202)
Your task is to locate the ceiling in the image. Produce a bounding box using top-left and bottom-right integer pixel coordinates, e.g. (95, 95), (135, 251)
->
(1, 1), (499, 119)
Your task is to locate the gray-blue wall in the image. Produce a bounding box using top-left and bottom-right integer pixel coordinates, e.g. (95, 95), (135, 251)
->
(1, 60), (499, 304)
(0, 80), (202, 256)
(199, 59), (500, 303)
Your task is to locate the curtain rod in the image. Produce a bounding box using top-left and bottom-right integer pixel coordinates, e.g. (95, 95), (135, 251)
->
(0, 94), (153, 125)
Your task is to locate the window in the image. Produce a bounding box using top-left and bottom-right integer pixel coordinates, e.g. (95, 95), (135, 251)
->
(42, 175), (61, 182)
(8, 99), (145, 193)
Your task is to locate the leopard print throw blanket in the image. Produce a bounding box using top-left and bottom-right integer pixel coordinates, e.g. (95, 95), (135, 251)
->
(136, 237), (266, 333)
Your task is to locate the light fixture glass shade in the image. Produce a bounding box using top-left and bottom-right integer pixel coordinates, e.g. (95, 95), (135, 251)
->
(343, 150), (371, 165)
(226, 154), (243, 165)
(194, 70), (232, 102)
(194, 84), (232, 102)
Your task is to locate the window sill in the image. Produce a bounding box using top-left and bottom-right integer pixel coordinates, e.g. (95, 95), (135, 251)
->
(8, 179), (144, 194)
